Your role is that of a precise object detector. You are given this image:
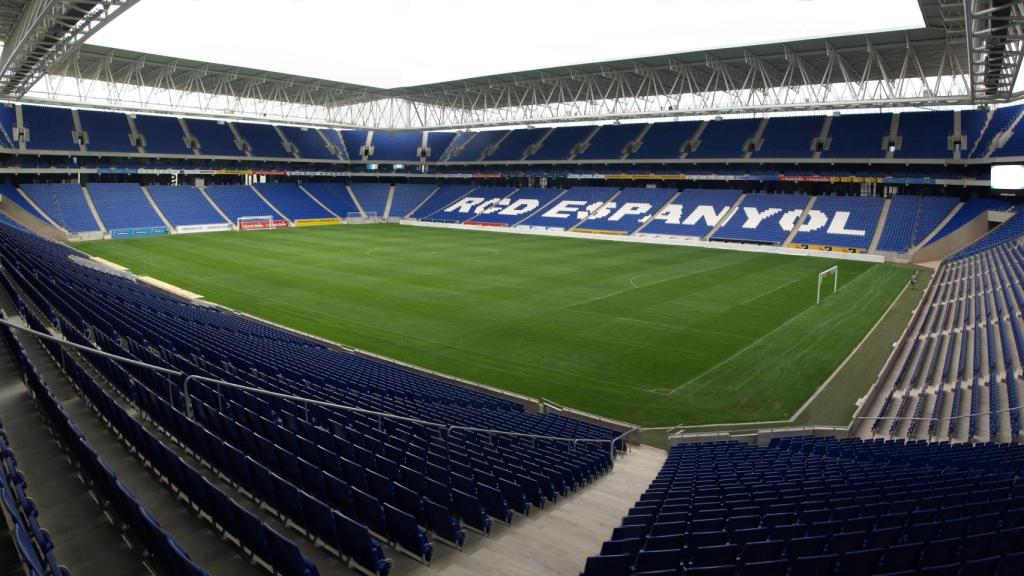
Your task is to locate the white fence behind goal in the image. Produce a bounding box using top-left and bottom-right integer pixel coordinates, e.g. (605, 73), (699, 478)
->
(237, 215), (275, 230)
(347, 212), (381, 224)
(817, 265), (838, 304)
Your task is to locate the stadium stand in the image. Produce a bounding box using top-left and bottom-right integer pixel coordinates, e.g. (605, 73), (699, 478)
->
(992, 118), (1024, 158)
(301, 183), (359, 217)
(0, 103), (15, 147)
(21, 105), (78, 151)
(822, 113), (892, 158)
(484, 128), (549, 162)
(628, 121), (702, 160)
(0, 410), (69, 576)
(688, 118), (761, 159)
(409, 184), (475, 219)
(575, 124), (647, 160)
(234, 122), (291, 158)
(862, 217), (1024, 442)
(204, 185), (282, 222)
(387, 183), (436, 218)
(448, 130), (509, 162)
(86, 183), (166, 230)
(252, 183), (334, 221)
(973, 106), (1020, 157)
(640, 189), (743, 238)
(133, 114), (193, 155)
(147, 185), (229, 227)
(711, 193), (809, 244)
(21, 183), (101, 233)
(321, 129), (350, 160)
(0, 184), (48, 222)
(584, 438), (1024, 576)
(78, 109), (136, 153)
(433, 187), (517, 223)
(468, 188), (563, 226)
(875, 195), (960, 253)
(185, 118), (245, 156)
(0, 326), (212, 576)
(424, 132), (456, 162)
(519, 186), (618, 229)
(279, 125), (337, 160)
(790, 195), (885, 251)
(577, 188), (677, 234)
(349, 183), (390, 216)
(370, 131), (422, 161)
(961, 110), (988, 155)
(752, 116), (822, 158)
(928, 198), (1012, 245)
(385, 181), (432, 217)
(0, 218), (621, 575)
(528, 126), (592, 161)
(895, 111), (954, 159)
(341, 130), (369, 159)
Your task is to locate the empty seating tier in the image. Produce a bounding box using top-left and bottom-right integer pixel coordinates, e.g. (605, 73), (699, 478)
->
(790, 196), (885, 251)
(78, 109), (136, 153)
(253, 183), (334, 221)
(87, 183), (166, 231)
(234, 122), (291, 158)
(349, 184), (390, 217)
(583, 437), (1024, 576)
(711, 193), (809, 245)
(0, 219), (622, 575)
(21, 105), (77, 151)
(518, 187), (619, 230)
(388, 184), (437, 218)
(134, 114), (192, 155)
(147, 185), (228, 227)
(186, 119), (245, 157)
(302, 183), (359, 218)
(21, 184), (101, 233)
(205, 185), (282, 223)
(640, 189), (742, 239)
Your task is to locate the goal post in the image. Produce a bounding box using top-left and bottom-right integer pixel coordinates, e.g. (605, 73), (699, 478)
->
(347, 211), (381, 224)
(817, 265), (839, 304)
(237, 215), (275, 231)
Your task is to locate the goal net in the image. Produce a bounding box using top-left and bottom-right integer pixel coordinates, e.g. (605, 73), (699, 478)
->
(347, 211), (381, 224)
(817, 265), (839, 304)
(237, 215), (275, 231)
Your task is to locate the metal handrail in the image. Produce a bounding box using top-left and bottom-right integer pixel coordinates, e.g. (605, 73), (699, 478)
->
(0, 317), (626, 451)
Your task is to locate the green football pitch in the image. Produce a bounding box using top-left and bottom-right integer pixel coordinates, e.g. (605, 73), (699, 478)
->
(77, 225), (912, 427)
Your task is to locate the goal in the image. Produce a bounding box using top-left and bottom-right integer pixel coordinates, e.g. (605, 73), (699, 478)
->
(817, 265), (839, 304)
(347, 211), (381, 224)
(237, 215), (275, 231)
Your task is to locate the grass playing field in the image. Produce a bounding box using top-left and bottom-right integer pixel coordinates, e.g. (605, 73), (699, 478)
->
(77, 225), (913, 427)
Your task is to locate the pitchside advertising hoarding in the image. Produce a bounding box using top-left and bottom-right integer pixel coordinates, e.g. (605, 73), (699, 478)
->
(239, 220), (290, 230)
(110, 226), (168, 239)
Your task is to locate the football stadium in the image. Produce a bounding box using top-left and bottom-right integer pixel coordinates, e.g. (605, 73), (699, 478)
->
(1, 0), (1024, 575)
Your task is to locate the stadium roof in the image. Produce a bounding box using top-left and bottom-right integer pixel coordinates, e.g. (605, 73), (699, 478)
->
(0, 0), (1022, 129)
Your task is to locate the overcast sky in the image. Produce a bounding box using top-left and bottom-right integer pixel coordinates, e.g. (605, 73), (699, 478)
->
(87, 0), (926, 89)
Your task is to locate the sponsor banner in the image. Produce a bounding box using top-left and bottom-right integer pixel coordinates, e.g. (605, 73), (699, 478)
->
(295, 218), (342, 227)
(576, 229), (628, 236)
(238, 219), (289, 230)
(470, 172), (504, 179)
(239, 220), (272, 230)
(789, 243), (862, 254)
(176, 223), (232, 234)
(464, 221), (508, 228)
(110, 226), (168, 239)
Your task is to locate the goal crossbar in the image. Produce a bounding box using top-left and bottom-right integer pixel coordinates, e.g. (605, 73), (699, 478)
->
(817, 265), (839, 304)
